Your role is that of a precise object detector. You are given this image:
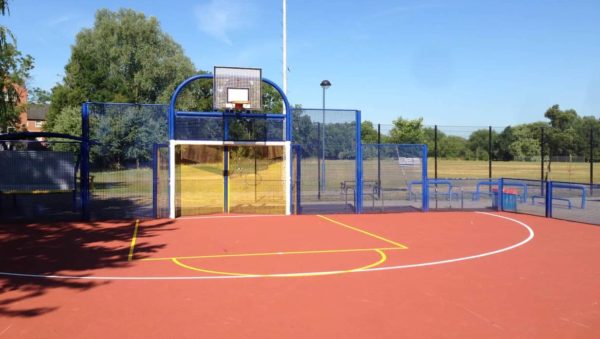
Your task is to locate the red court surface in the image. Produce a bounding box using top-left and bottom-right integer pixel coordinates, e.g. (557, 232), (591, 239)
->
(1, 211), (600, 338)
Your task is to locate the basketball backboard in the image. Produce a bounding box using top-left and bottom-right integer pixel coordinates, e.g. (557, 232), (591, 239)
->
(214, 66), (262, 111)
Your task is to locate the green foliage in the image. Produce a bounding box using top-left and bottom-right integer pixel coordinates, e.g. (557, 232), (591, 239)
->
(326, 122), (356, 159)
(466, 129), (491, 160)
(388, 117), (424, 144)
(28, 87), (52, 104)
(292, 105), (319, 157)
(544, 105), (579, 157)
(261, 83), (283, 113)
(421, 127), (444, 157)
(173, 78), (212, 112)
(507, 124), (542, 160)
(49, 106), (81, 136)
(90, 105), (167, 169)
(292, 107), (356, 159)
(361, 120), (378, 143)
(47, 8), (197, 131)
(0, 1), (34, 131)
(46, 106), (82, 153)
(440, 135), (468, 159)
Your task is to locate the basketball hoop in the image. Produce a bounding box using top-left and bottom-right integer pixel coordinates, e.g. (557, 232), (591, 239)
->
(231, 100), (251, 111)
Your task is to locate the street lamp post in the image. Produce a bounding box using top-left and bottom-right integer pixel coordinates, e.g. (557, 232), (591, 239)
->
(320, 80), (331, 194)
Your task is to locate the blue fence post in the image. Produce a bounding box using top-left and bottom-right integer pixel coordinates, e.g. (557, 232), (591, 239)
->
(546, 181), (553, 218)
(355, 110), (363, 213)
(295, 145), (302, 214)
(422, 144), (429, 212)
(81, 102), (90, 221)
(498, 178), (504, 211)
(152, 143), (159, 218)
(224, 146), (229, 213)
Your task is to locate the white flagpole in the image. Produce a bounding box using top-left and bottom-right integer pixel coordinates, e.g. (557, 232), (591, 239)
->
(282, 0), (287, 95)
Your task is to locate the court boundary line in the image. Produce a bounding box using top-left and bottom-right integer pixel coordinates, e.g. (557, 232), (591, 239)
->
(0, 212), (535, 280)
(170, 249), (387, 277)
(140, 246), (403, 262)
(317, 215), (408, 249)
(177, 214), (283, 220)
(127, 220), (140, 262)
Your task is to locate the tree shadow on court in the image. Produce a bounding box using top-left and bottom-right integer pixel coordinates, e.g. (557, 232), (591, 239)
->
(0, 213), (174, 318)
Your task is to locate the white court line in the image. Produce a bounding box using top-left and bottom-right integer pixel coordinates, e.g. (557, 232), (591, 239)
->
(365, 211), (535, 272)
(0, 212), (534, 281)
(176, 214), (284, 220)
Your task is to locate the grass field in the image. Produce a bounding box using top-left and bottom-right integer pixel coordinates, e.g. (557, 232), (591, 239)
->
(299, 158), (598, 188)
(176, 159), (286, 215)
(88, 159), (598, 205)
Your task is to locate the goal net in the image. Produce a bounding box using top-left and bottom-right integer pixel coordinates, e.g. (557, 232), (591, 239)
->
(169, 141), (289, 217)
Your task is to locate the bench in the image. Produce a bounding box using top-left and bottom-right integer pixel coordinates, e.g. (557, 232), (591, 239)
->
(531, 195), (572, 209)
(408, 179), (457, 201)
(340, 180), (380, 209)
(531, 183), (586, 209)
(0, 150), (78, 212)
(472, 180), (498, 200)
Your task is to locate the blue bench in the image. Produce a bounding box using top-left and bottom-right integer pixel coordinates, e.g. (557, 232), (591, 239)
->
(472, 180), (498, 201)
(408, 179), (457, 201)
(340, 180), (380, 209)
(530, 183), (586, 209)
(531, 195), (572, 209)
(553, 183), (586, 208)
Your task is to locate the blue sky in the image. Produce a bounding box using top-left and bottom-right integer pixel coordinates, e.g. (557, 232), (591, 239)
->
(4, 0), (600, 126)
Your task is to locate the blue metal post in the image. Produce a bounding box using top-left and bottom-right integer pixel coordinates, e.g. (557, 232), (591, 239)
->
(546, 181), (553, 218)
(81, 103), (90, 220)
(498, 178), (505, 211)
(295, 145), (302, 214)
(152, 143), (159, 218)
(355, 110), (363, 213)
(224, 146), (229, 213)
(422, 144), (429, 212)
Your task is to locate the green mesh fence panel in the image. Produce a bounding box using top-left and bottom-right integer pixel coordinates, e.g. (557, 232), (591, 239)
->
(86, 103), (168, 220)
(292, 108), (358, 213)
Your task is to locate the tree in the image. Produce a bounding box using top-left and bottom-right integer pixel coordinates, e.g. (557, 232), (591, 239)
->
(387, 117), (424, 144)
(422, 126), (445, 157)
(28, 87), (52, 104)
(576, 116), (600, 161)
(495, 126), (515, 161)
(541, 105), (587, 180)
(361, 120), (378, 144)
(0, 0), (34, 131)
(440, 135), (468, 159)
(544, 104), (579, 157)
(46, 106), (81, 153)
(467, 129), (492, 161)
(291, 105), (319, 157)
(508, 123), (545, 160)
(46, 8), (197, 133)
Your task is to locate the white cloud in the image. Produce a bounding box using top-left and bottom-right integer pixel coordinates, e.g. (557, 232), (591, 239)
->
(195, 0), (257, 45)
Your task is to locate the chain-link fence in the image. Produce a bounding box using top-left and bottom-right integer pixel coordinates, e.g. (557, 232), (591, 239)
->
(375, 124), (599, 186)
(83, 103), (169, 220)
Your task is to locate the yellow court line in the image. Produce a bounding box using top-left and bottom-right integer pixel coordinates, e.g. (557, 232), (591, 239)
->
(127, 219), (140, 262)
(316, 215), (408, 249)
(171, 249), (388, 277)
(140, 246), (403, 262)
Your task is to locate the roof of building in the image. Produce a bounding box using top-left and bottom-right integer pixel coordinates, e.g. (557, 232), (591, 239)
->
(28, 104), (50, 120)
